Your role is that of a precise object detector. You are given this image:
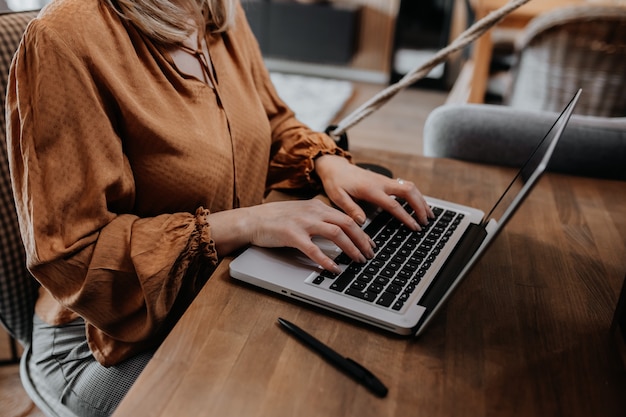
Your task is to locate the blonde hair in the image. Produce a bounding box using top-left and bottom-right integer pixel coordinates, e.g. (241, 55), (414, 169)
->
(104, 0), (236, 44)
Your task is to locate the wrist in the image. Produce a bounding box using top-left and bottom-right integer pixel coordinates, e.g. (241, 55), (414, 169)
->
(206, 207), (252, 256)
(313, 154), (348, 182)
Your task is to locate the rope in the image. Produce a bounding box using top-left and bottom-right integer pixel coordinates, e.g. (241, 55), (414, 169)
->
(328, 0), (534, 140)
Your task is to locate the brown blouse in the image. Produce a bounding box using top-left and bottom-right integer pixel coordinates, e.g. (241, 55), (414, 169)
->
(6, 0), (347, 366)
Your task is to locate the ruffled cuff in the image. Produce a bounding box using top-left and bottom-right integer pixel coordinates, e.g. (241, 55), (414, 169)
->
(268, 131), (352, 192)
(305, 146), (352, 189)
(193, 207), (218, 264)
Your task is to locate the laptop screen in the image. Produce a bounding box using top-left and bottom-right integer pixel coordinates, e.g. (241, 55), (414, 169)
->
(481, 89), (582, 227)
(412, 90), (581, 336)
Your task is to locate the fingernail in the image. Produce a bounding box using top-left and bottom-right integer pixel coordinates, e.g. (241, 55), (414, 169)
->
(355, 215), (365, 225)
(412, 220), (421, 231)
(369, 237), (376, 248)
(330, 262), (342, 274)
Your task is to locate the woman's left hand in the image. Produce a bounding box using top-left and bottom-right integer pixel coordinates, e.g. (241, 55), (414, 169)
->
(314, 155), (434, 231)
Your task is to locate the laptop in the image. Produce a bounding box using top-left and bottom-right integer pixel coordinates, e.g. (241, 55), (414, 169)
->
(230, 90), (581, 337)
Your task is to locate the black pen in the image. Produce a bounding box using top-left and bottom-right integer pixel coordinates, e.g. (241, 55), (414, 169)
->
(277, 317), (388, 398)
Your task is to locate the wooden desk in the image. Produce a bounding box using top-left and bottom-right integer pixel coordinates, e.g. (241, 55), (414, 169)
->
(466, 0), (586, 103)
(114, 149), (626, 417)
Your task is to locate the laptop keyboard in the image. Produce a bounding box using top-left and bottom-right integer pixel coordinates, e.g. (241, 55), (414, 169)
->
(311, 200), (464, 311)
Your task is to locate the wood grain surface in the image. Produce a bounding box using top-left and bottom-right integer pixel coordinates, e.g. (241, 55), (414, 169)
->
(114, 150), (626, 417)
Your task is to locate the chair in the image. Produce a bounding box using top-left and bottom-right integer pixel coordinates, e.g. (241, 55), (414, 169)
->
(0, 10), (39, 359)
(422, 4), (626, 180)
(505, 5), (626, 117)
(423, 103), (626, 180)
(0, 10), (78, 417)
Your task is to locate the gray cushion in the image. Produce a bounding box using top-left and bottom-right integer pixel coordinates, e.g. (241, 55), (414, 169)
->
(423, 104), (626, 181)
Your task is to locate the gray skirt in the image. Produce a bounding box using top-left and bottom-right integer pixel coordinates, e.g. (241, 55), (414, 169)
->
(30, 315), (154, 417)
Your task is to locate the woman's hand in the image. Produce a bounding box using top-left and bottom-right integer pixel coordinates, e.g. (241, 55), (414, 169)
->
(207, 199), (375, 273)
(314, 154), (434, 231)
(207, 155), (432, 273)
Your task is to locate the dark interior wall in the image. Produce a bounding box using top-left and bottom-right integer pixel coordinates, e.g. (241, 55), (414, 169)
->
(243, 0), (360, 65)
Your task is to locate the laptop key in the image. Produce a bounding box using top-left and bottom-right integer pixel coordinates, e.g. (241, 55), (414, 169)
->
(368, 283), (384, 294)
(313, 275), (325, 285)
(334, 252), (351, 265)
(392, 300), (405, 311)
(357, 273), (375, 283)
(320, 269), (338, 279)
(350, 281), (367, 291)
(346, 288), (377, 302)
(387, 284), (402, 294)
(374, 276), (390, 286)
(376, 292), (396, 307)
(322, 204), (464, 311)
(380, 268), (395, 279)
(329, 272), (354, 292)
(392, 277), (407, 287)
(398, 269), (412, 280)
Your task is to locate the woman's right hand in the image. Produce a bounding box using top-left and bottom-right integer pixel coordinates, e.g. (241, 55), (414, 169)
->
(206, 199), (375, 273)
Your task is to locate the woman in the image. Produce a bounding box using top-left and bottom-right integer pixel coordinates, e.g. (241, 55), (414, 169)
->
(6, 0), (432, 415)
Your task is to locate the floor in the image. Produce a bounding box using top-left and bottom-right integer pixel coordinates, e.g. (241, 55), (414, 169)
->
(0, 332), (45, 417)
(334, 82), (448, 155)
(0, 81), (447, 417)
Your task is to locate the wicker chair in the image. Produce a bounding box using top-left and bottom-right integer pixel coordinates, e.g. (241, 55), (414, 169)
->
(0, 10), (79, 417)
(423, 4), (626, 180)
(505, 5), (626, 117)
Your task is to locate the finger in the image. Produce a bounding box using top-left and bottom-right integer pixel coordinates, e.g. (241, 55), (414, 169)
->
(376, 193), (422, 231)
(325, 186), (368, 226)
(296, 200), (374, 261)
(295, 222), (371, 273)
(297, 240), (343, 274)
(391, 178), (434, 225)
(313, 215), (374, 262)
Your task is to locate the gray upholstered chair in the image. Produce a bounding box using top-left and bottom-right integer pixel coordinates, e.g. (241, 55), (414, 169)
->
(0, 10), (78, 417)
(423, 5), (626, 180)
(423, 104), (626, 180)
